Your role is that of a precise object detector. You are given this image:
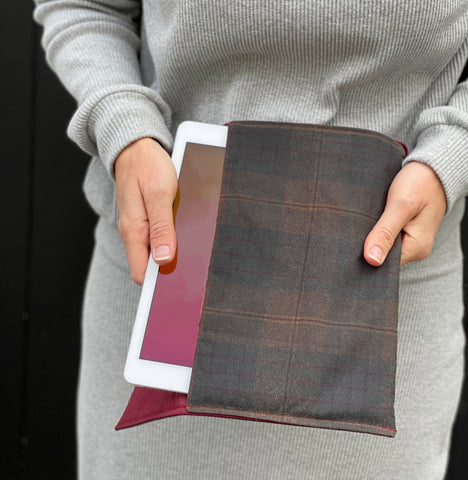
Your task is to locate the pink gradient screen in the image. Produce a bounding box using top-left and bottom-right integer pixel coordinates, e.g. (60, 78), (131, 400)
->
(139, 143), (225, 366)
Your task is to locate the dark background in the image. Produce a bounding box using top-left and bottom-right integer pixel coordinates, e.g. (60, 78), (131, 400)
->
(1, 2), (467, 479)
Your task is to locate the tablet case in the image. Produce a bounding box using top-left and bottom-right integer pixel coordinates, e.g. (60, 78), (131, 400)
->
(117, 121), (406, 437)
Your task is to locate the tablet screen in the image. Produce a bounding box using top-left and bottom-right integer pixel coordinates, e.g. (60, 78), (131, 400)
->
(139, 143), (225, 366)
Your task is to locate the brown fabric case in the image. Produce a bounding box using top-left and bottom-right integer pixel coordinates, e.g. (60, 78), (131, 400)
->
(118, 122), (406, 437)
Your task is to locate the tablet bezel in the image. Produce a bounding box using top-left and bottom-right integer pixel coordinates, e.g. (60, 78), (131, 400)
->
(124, 121), (228, 393)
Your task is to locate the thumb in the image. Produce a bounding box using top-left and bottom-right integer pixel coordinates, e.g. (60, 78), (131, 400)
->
(147, 190), (178, 265)
(363, 203), (412, 267)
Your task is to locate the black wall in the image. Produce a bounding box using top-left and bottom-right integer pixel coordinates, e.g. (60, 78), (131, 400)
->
(1, 2), (96, 478)
(1, 2), (467, 479)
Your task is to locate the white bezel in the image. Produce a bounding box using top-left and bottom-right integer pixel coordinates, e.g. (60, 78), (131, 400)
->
(124, 121), (228, 393)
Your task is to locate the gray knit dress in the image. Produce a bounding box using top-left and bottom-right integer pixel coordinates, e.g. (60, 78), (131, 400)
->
(34, 1), (468, 479)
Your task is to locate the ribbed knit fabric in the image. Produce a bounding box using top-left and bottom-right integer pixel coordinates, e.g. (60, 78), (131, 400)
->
(34, 1), (468, 210)
(33, 1), (467, 479)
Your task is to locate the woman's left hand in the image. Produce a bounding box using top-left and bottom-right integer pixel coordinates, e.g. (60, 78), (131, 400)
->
(363, 161), (447, 267)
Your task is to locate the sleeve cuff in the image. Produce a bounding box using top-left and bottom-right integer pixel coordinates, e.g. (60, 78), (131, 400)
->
(67, 87), (174, 179)
(402, 124), (468, 212)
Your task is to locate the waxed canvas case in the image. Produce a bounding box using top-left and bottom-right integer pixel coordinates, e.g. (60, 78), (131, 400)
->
(117, 121), (406, 437)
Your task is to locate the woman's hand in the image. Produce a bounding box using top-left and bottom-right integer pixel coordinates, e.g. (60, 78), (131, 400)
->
(115, 137), (178, 285)
(363, 161), (447, 267)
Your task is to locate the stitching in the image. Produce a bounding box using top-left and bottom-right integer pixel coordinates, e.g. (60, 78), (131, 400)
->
(229, 121), (406, 156)
(187, 403), (396, 434)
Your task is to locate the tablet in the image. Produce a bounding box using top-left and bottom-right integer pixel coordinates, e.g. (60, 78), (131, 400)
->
(124, 121), (228, 393)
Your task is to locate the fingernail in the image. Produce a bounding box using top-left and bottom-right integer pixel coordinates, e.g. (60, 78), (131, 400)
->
(368, 246), (385, 265)
(153, 245), (171, 262)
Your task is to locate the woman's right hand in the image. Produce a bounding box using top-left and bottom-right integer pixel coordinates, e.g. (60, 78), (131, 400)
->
(114, 137), (178, 285)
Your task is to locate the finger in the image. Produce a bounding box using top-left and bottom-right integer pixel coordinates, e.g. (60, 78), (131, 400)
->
(399, 209), (439, 266)
(364, 200), (416, 267)
(117, 185), (151, 284)
(115, 137), (178, 280)
(120, 219), (150, 285)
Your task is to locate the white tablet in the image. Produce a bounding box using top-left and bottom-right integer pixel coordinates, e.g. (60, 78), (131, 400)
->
(124, 121), (228, 393)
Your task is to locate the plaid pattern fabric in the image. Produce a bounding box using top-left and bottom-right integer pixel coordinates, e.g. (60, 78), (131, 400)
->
(186, 122), (405, 437)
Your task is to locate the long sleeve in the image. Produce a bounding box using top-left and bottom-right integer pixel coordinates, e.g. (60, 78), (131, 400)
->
(403, 40), (468, 212)
(33, 0), (173, 178)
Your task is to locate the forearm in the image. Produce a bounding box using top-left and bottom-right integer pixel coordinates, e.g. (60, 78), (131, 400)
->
(403, 39), (468, 212)
(33, 0), (173, 177)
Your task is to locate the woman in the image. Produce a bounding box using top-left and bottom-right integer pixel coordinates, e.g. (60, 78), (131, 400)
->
(34, 1), (467, 478)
